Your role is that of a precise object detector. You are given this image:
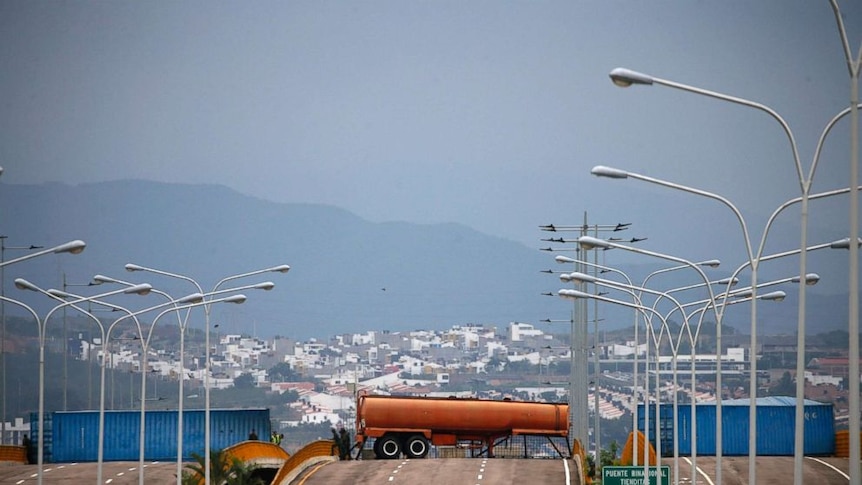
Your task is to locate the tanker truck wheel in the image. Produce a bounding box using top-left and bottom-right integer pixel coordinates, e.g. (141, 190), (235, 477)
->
(376, 434), (402, 459)
(404, 435), (430, 458)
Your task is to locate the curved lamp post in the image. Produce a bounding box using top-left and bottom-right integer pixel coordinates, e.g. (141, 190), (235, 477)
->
(91, 275), (272, 481)
(556, 255), (639, 459)
(52, 288), (248, 485)
(555, 254), (721, 459)
(559, 288), (673, 483)
(0, 239), (85, 461)
(1, 240), (46, 445)
(563, 270), (736, 484)
(562, 271), (689, 481)
(86, 293), (246, 485)
(18, 282), (161, 485)
(592, 163), (862, 482)
(575, 235), (727, 482)
(13, 278), (150, 485)
(609, 39), (862, 481)
(124, 263), (289, 485)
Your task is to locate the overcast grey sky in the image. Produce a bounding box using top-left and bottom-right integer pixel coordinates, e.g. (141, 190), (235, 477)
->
(2, 1), (861, 290)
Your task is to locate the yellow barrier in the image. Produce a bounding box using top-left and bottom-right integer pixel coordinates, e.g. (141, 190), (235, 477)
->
(272, 439), (338, 485)
(834, 430), (858, 458)
(0, 445), (27, 464)
(223, 440), (291, 463)
(619, 430), (657, 466)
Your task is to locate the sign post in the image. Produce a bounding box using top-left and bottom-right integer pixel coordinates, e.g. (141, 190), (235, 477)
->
(602, 466), (670, 485)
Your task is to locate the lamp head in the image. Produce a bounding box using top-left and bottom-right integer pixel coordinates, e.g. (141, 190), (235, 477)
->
(14, 278), (38, 292)
(125, 283), (152, 295)
(125, 263), (145, 272)
(177, 292), (204, 304)
(568, 272), (596, 284)
(558, 289), (585, 300)
(555, 255), (576, 264)
(47, 289), (73, 298)
(609, 68), (654, 87)
(577, 236), (610, 251)
(224, 294), (247, 304)
(804, 273), (820, 285)
(761, 290), (786, 302)
(717, 277), (738, 285)
(270, 265), (290, 273)
(791, 273), (819, 285)
(254, 281), (275, 291)
(591, 165), (629, 179)
(54, 240), (86, 255)
(831, 237), (862, 249)
(699, 259), (721, 268)
(91, 275), (113, 285)
(559, 274), (572, 283)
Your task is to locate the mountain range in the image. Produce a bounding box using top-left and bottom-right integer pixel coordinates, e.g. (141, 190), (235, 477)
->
(0, 180), (852, 340)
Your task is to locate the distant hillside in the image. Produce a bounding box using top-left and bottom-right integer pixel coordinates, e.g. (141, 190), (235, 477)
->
(0, 180), (851, 339)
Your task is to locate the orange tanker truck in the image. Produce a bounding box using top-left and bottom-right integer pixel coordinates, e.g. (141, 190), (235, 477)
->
(355, 393), (570, 459)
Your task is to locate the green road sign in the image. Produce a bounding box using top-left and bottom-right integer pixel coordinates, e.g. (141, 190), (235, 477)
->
(602, 466), (670, 485)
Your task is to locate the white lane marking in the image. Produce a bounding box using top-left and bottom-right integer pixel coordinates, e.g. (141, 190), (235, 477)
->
(105, 480), (113, 484)
(388, 459), (409, 481)
(477, 474), (483, 480)
(682, 457), (715, 485)
(15, 480), (25, 485)
(807, 456), (850, 481)
(563, 458), (571, 485)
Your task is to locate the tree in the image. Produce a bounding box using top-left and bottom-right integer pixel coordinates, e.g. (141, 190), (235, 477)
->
(769, 371), (796, 396)
(183, 449), (264, 485)
(233, 373), (256, 389)
(268, 362), (301, 382)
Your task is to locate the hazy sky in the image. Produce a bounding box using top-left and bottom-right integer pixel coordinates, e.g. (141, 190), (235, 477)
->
(2, 1), (861, 289)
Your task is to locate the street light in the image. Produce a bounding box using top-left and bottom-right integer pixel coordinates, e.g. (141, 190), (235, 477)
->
(558, 288), (670, 483)
(13, 278), (150, 485)
(0, 239), (44, 445)
(574, 236), (725, 479)
(591, 163), (862, 483)
(61, 274), (95, 410)
(0, 240), (85, 267)
(0, 239), (84, 449)
(124, 263), (289, 485)
(22, 284), (157, 485)
(94, 274), (275, 480)
(609, 37), (862, 481)
(563, 269), (736, 484)
(65, 291), (245, 485)
(559, 255), (723, 466)
(52, 287), (248, 485)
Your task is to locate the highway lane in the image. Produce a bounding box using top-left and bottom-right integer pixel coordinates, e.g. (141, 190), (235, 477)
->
(0, 461), (180, 484)
(298, 456), (857, 485)
(669, 456), (853, 485)
(295, 457), (578, 485)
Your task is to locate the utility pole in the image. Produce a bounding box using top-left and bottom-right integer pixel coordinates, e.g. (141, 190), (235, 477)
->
(541, 215), (644, 456)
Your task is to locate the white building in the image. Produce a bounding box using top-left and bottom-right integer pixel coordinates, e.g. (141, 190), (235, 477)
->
(509, 322), (544, 342)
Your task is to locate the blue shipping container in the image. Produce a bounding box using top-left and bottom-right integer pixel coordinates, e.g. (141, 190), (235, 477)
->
(638, 397), (834, 456)
(35, 408), (270, 463)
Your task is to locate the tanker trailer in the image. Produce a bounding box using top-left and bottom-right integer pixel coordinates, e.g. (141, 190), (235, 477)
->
(355, 393), (569, 459)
